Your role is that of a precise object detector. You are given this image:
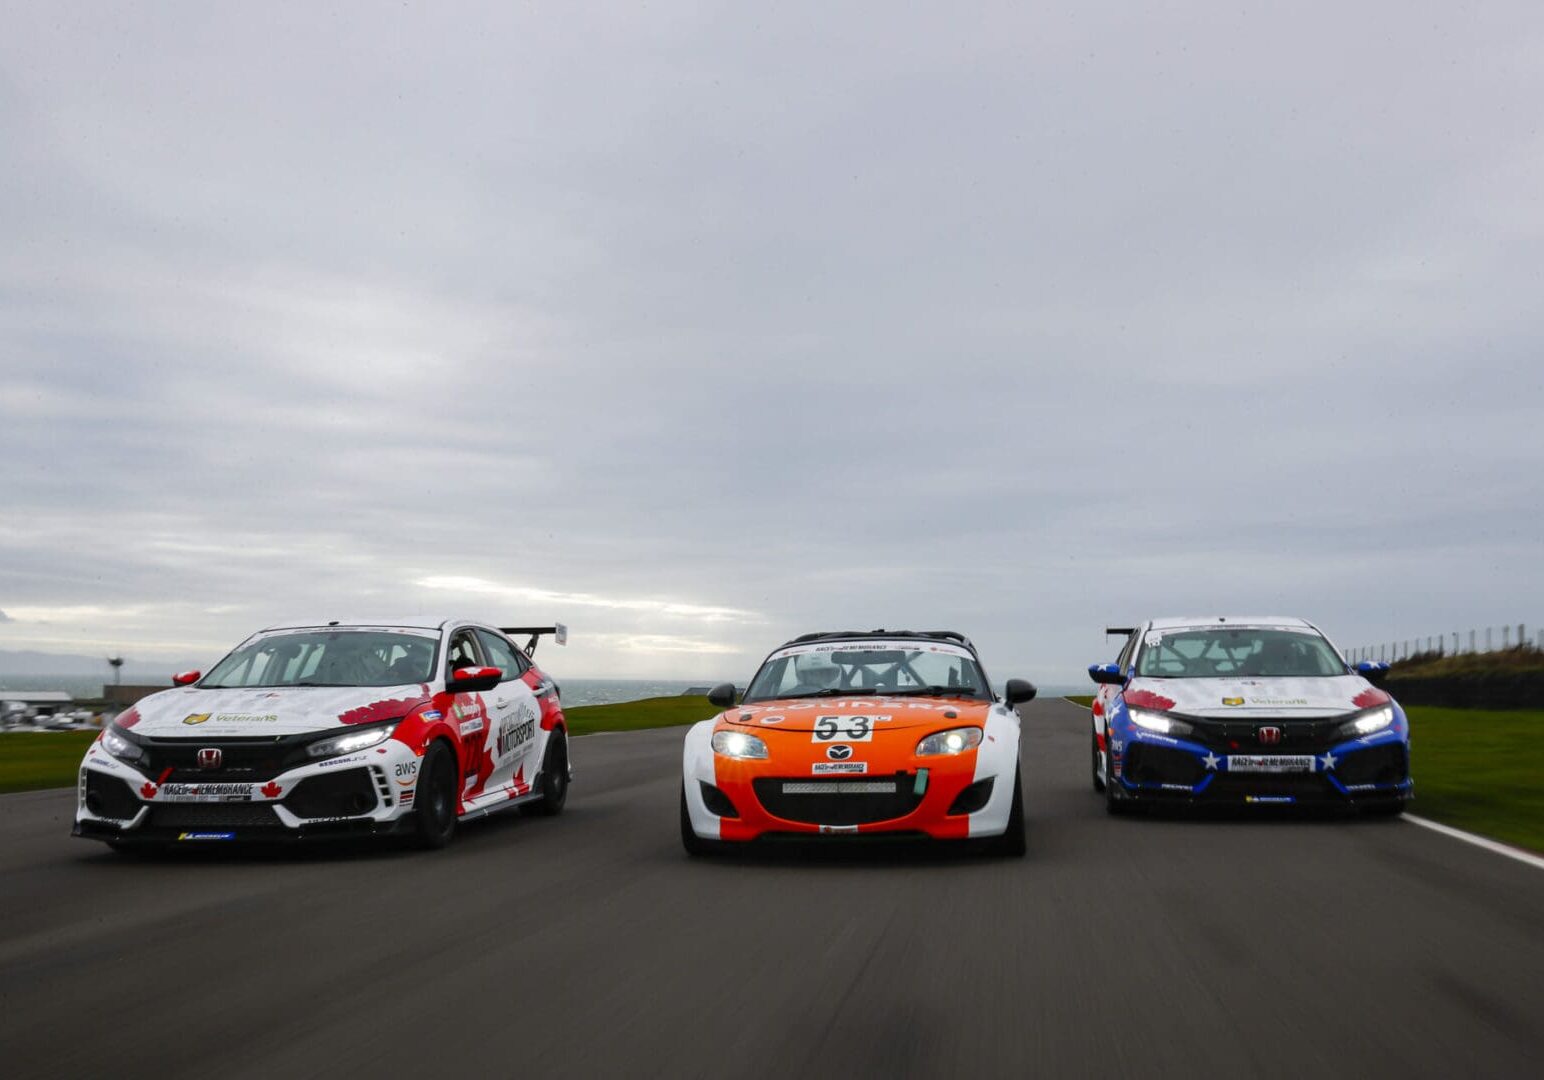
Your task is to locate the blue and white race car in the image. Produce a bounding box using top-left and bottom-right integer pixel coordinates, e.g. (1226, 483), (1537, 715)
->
(1088, 616), (1411, 814)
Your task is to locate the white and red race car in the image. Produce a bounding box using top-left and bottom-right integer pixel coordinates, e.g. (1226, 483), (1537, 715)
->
(73, 617), (569, 851)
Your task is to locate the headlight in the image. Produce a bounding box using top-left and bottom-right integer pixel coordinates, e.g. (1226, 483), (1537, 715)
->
(1340, 706), (1394, 738)
(101, 726), (145, 764)
(307, 722), (399, 760)
(1128, 709), (1194, 737)
(711, 729), (768, 759)
(916, 726), (983, 756)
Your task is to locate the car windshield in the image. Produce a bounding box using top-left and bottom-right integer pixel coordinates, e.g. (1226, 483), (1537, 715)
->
(743, 640), (990, 702)
(202, 629), (439, 688)
(1135, 627), (1347, 679)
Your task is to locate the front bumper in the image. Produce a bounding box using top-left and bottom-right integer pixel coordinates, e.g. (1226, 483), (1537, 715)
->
(681, 719), (1021, 843)
(1108, 727), (1412, 808)
(73, 739), (422, 844)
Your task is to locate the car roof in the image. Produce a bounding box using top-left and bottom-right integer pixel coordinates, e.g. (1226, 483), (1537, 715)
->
(778, 629), (979, 653)
(1144, 615), (1317, 632)
(258, 615), (479, 633)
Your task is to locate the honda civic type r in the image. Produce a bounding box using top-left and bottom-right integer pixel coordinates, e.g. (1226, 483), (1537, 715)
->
(74, 617), (571, 850)
(1088, 616), (1411, 813)
(681, 631), (1038, 855)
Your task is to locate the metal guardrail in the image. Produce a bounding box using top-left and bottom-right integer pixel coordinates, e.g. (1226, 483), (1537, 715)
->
(1346, 623), (1539, 663)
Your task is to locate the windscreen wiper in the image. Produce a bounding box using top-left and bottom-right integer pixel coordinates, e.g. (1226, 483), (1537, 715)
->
(889, 685), (985, 698)
(788, 687), (880, 698)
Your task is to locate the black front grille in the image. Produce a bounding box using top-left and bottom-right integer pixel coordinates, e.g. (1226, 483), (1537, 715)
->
(1125, 743), (1207, 787)
(1337, 744), (1409, 786)
(138, 736), (306, 782)
(84, 773), (142, 819)
(1178, 714), (1345, 751)
(1207, 773), (1332, 800)
(752, 776), (923, 826)
(285, 768), (379, 819)
(147, 803), (281, 829)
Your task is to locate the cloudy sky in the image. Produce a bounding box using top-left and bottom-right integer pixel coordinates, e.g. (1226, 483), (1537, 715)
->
(2, 2), (1541, 685)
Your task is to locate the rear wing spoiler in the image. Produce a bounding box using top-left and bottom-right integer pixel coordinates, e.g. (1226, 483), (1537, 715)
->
(1105, 626), (1136, 637)
(501, 624), (568, 656)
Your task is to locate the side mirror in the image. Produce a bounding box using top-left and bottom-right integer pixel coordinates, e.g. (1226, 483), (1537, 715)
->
(447, 666), (503, 693)
(1356, 660), (1390, 686)
(172, 670), (201, 686)
(1088, 663), (1126, 686)
(1004, 678), (1037, 705)
(706, 682), (739, 708)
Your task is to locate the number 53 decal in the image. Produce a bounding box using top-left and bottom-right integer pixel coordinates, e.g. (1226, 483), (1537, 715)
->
(812, 715), (887, 742)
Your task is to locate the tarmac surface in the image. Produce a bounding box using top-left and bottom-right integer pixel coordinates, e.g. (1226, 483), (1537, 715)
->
(1, 697), (1540, 1077)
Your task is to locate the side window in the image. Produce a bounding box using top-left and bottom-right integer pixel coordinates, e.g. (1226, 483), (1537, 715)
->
(475, 630), (529, 682)
(446, 632), (484, 675)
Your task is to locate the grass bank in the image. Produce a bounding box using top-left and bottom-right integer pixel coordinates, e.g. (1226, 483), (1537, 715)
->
(0, 731), (98, 794)
(1405, 706), (1542, 854)
(563, 694), (713, 736)
(1064, 695), (1095, 708)
(0, 695), (717, 794)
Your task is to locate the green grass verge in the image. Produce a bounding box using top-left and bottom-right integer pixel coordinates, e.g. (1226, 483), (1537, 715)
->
(1064, 695), (1095, 708)
(563, 695), (715, 736)
(1406, 706), (1543, 854)
(0, 731), (99, 794)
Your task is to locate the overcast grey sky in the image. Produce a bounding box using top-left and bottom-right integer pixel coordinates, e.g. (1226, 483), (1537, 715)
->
(2, 2), (1542, 684)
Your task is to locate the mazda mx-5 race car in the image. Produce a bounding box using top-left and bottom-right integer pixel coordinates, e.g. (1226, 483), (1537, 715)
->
(1088, 616), (1410, 814)
(74, 617), (570, 851)
(681, 630), (1038, 855)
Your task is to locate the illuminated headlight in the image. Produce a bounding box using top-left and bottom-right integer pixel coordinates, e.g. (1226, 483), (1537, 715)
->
(711, 730), (768, 759)
(307, 722), (399, 760)
(916, 726), (983, 756)
(1128, 709), (1194, 737)
(101, 727), (145, 765)
(1341, 706), (1394, 737)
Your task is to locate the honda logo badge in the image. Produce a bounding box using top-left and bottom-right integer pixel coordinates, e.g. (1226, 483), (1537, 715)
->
(197, 748), (223, 769)
(1257, 726), (1283, 746)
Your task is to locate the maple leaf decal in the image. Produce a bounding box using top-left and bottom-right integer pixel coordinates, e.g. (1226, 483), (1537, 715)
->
(140, 782), (157, 799)
(260, 781), (282, 799)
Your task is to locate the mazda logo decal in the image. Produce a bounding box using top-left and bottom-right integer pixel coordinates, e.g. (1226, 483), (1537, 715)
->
(827, 745), (853, 760)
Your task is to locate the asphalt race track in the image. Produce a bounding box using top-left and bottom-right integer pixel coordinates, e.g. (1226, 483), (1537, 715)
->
(1, 698), (1540, 1077)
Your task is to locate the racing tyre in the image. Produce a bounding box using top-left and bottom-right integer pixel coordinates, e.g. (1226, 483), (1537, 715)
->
(680, 787), (721, 857)
(1091, 732), (1106, 793)
(412, 741), (458, 850)
(986, 768), (1027, 856)
(526, 730), (569, 817)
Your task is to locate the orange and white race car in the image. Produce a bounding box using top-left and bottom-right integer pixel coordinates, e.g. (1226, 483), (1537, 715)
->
(680, 630), (1037, 855)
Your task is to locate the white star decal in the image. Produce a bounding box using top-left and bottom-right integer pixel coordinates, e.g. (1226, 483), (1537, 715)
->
(1203, 751), (1220, 771)
(1320, 752), (1337, 770)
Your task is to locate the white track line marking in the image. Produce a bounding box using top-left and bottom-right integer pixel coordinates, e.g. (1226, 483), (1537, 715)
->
(1062, 698), (1091, 708)
(1404, 814), (1544, 872)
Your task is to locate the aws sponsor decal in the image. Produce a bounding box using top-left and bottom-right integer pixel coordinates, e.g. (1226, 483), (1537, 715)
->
(394, 759), (419, 786)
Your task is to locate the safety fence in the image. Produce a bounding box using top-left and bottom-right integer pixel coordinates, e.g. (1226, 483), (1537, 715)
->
(1345, 624), (1538, 664)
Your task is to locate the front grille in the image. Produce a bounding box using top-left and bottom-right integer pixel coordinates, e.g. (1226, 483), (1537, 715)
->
(1178, 715), (1345, 751)
(1207, 773), (1332, 800)
(138, 736), (304, 782)
(285, 768), (379, 819)
(84, 773), (142, 819)
(1337, 744), (1409, 786)
(1124, 743), (1207, 787)
(752, 776), (923, 826)
(147, 803), (280, 829)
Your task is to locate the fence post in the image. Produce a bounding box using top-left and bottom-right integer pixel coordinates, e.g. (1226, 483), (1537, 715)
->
(1470, 629), (1476, 653)
(1520, 623), (1526, 649)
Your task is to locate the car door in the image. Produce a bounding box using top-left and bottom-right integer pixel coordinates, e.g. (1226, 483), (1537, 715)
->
(445, 627), (495, 803)
(474, 628), (543, 799)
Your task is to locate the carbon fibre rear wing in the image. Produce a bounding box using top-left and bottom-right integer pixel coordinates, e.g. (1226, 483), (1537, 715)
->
(501, 624), (568, 656)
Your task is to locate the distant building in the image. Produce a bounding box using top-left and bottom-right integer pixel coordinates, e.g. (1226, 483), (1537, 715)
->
(0, 690), (73, 716)
(104, 684), (172, 709)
